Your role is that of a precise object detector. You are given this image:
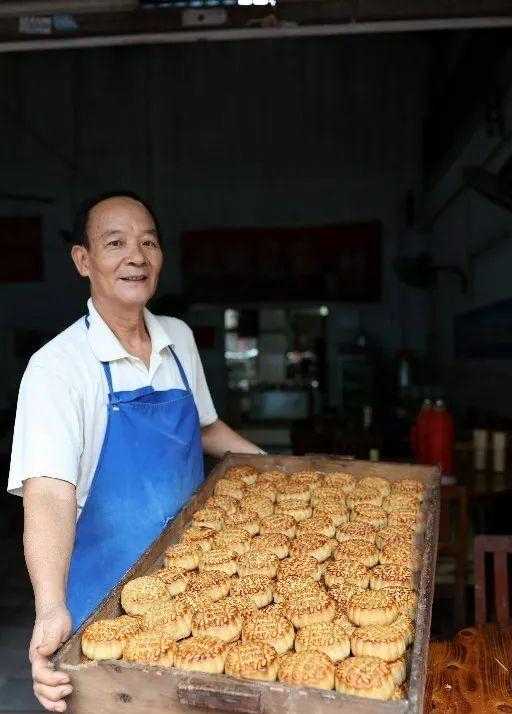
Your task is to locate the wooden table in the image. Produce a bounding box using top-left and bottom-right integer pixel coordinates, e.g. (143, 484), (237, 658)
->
(426, 625), (512, 713)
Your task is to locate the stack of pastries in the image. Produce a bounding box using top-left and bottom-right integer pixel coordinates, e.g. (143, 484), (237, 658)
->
(81, 464), (427, 702)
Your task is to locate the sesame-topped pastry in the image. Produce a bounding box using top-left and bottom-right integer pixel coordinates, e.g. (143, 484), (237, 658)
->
(389, 654), (407, 685)
(370, 564), (415, 591)
(82, 615), (143, 660)
(310, 485), (346, 507)
(224, 464), (259, 485)
(242, 611), (295, 654)
(245, 480), (277, 503)
(250, 533), (290, 560)
(313, 500), (349, 527)
(223, 510), (260, 536)
(191, 601), (243, 642)
(192, 507), (225, 532)
(324, 560), (370, 589)
(173, 590), (213, 614)
(285, 590), (336, 628)
(379, 542), (422, 571)
(261, 602), (289, 619)
(392, 478), (426, 500)
(347, 589), (398, 627)
(335, 656), (395, 700)
(181, 526), (216, 552)
(273, 576), (322, 604)
(141, 599), (193, 640)
(332, 611), (357, 637)
(327, 583), (366, 612)
(240, 495), (274, 518)
(186, 570), (231, 601)
(391, 683), (408, 700)
(258, 470), (288, 487)
(213, 528), (251, 555)
(389, 613), (415, 646)
(388, 510), (425, 534)
(295, 621), (351, 662)
(336, 521), (378, 544)
(278, 651), (335, 690)
(230, 575), (274, 608)
(346, 487), (383, 509)
(288, 470), (322, 489)
(164, 543), (201, 571)
(350, 504), (388, 529)
(223, 595), (258, 622)
(123, 631), (177, 667)
(385, 587), (418, 619)
(350, 623), (407, 662)
(358, 476), (391, 497)
(382, 493), (420, 514)
(289, 533), (334, 563)
(225, 641), (279, 682)
(199, 547), (238, 576)
(274, 499), (312, 522)
(275, 482), (310, 504)
(324, 471), (357, 493)
(259, 514), (296, 540)
(333, 538), (380, 568)
(237, 550), (279, 579)
(174, 635), (228, 674)
(214, 478), (246, 501)
(375, 525), (416, 551)
(155, 567), (190, 596)
(296, 515), (336, 539)
(277, 555), (323, 582)
(121, 576), (170, 615)
(205, 495), (239, 516)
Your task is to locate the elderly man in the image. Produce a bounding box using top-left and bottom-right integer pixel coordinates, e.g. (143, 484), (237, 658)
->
(8, 191), (263, 712)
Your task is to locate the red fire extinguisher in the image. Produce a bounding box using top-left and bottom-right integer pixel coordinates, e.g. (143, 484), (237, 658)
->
(428, 399), (454, 475)
(416, 399), (433, 464)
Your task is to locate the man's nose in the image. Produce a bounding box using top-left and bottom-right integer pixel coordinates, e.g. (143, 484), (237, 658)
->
(126, 243), (147, 265)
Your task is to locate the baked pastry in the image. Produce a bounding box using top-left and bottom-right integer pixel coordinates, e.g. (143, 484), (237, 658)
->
(225, 641), (279, 682)
(379, 543), (422, 571)
(324, 559), (370, 589)
(142, 599), (192, 640)
(346, 488), (383, 509)
(225, 464), (259, 485)
(180, 526), (216, 552)
(313, 500), (349, 527)
(191, 601), (242, 642)
(296, 515), (336, 539)
(382, 494), (420, 513)
(164, 543), (201, 570)
(327, 583), (366, 613)
(388, 510), (425, 534)
(278, 651), (335, 690)
(192, 507), (225, 532)
(82, 615), (142, 660)
(288, 470), (322, 489)
(289, 533), (334, 562)
(310, 485), (346, 506)
(259, 514), (296, 540)
(121, 576), (170, 615)
(389, 654), (407, 685)
(324, 471), (356, 493)
(332, 611), (356, 637)
(295, 622), (350, 662)
(358, 476), (391, 497)
(261, 602), (289, 619)
(333, 538), (379, 567)
(174, 635), (228, 673)
(223, 595), (258, 622)
(230, 575), (273, 608)
(391, 683), (408, 700)
(385, 587), (418, 619)
(173, 590), (213, 614)
(284, 590), (336, 628)
(214, 478), (246, 500)
(123, 631), (176, 667)
(241, 495), (274, 518)
(242, 612), (295, 654)
(336, 521), (378, 544)
(350, 504), (388, 529)
(245, 480), (277, 503)
(275, 482), (310, 504)
(273, 576), (322, 604)
(389, 613), (415, 646)
(347, 589), (398, 626)
(258, 470), (288, 487)
(155, 567), (190, 596)
(277, 555), (323, 582)
(213, 528), (251, 555)
(370, 564), (415, 590)
(375, 525), (416, 550)
(335, 656), (394, 700)
(237, 551), (279, 579)
(274, 499), (312, 522)
(223, 510), (260, 536)
(250, 533), (289, 560)
(206, 495), (239, 516)
(350, 624), (407, 661)
(392, 478), (425, 500)
(186, 570), (231, 601)
(199, 547), (238, 576)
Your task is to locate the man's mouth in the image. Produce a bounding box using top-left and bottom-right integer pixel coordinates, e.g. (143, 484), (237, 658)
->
(120, 275), (148, 282)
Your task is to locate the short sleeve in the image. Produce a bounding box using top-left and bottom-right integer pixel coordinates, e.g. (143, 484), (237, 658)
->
(186, 328), (218, 428)
(7, 361), (83, 497)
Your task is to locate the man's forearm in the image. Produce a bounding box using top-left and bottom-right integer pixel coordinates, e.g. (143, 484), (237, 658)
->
(23, 478), (76, 614)
(201, 419), (264, 459)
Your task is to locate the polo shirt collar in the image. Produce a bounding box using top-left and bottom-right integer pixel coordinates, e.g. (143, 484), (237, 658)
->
(86, 298), (172, 363)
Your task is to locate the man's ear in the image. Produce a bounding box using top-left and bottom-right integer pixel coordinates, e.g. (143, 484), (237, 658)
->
(71, 245), (90, 278)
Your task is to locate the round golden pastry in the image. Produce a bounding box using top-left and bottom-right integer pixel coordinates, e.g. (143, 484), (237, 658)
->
(335, 655), (395, 700)
(82, 615), (143, 660)
(191, 601), (242, 642)
(274, 499), (312, 522)
(289, 533), (334, 563)
(186, 570), (231, 601)
(324, 471), (356, 492)
(225, 464), (259, 485)
(173, 590), (213, 614)
(181, 526), (216, 552)
(250, 533), (289, 560)
(278, 651), (335, 690)
(242, 612), (295, 654)
(313, 500), (349, 527)
(389, 654), (407, 685)
(370, 564), (415, 590)
(223, 595), (258, 621)
(123, 631), (177, 667)
(284, 590), (336, 628)
(389, 613), (415, 646)
(275, 482), (310, 504)
(391, 683), (408, 700)
(358, 476), (391, 497)
(347, 589), (398, 627)
(277, 555), (322, 582)
(392, 478), (426, 500)
(333, 538), (380, 567)
(295, 622), (351, 662)
(230, 575), (273, 608)
(199, 548), (238, 576)
(225, 641), (279, 682)
(261, 602), (289, 619)
(237, 551), (279, 579)
(388, 510), (425, 534)
(350, 504), (388, 529)
(379, 543), (422, 571)
(288, 470), (322, 489)
(273, 576), (322, 604)
(206, 495), (239, 516)
(213, 528), (251, 555)
(174, 635), (228, 674)
(310, 485), (346, 507)
(296, 515), (336, 539)
(382, 493), (420, 514)
(164, 543), (201, 571)
(259, 514), (296, 540)
(350, 624), (407, 662)
(214, 478), (246, 500)
(223, 510), (260, 536)
(324, 560), (370, 589)
(327, 583), (366, 613)
(332, 611), (356, 637)
(155, 567), (190, 596)
(336, 521), (378, 544)
(121, 576), (170, 616)
(241, 495), (274, 518)
(245, 480), (277, 503)
(375, 525), (416, 550)
(346, 488), (383, 509)
(258, 469), (288, 487)
(385, 587), (418, 619)
(142, 599), (192, 639)
(192, 507), (225, 532)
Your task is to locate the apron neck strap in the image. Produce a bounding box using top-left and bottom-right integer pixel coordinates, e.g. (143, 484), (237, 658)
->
(169, 345), (191, 392)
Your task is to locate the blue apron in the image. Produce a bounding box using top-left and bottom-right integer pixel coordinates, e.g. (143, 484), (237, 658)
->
(66, 316), (204, 632)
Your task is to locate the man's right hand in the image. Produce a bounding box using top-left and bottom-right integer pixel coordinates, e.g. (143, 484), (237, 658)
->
(29, 603), (73, 712)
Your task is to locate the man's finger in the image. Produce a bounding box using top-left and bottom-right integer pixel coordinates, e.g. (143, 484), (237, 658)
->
(35, 692), (67, 713)
(34, 682), (73, 703)
(32, 655), (70, 687)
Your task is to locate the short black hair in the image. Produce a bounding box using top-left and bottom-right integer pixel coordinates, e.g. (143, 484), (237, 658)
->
(69, 190), (161, 248)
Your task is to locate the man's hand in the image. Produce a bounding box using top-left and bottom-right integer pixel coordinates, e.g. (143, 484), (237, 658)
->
(29, 602), (73, 712)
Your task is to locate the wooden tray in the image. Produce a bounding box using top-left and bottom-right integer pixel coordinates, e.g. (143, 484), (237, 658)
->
(56, 454), (440, 714)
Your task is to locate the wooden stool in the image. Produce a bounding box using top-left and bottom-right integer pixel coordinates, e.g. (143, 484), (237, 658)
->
(474, 534), (512, 625)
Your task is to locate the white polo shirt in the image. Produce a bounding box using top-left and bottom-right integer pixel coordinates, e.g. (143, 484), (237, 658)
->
(7, 299), (218, 515)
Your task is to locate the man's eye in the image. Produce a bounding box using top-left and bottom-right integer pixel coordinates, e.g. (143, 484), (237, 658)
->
(143, 240), (158, 247)
(107, 240), (121, 247)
